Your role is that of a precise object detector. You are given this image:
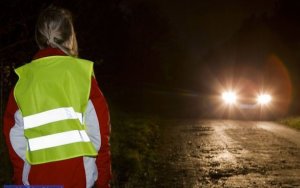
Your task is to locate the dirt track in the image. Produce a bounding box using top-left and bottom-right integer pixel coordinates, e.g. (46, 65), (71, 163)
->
(155, 120), (300, 188)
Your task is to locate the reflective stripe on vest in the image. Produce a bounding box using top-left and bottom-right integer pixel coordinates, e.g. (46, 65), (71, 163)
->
(28, 130), (90, 151)
(24, 107), (83, 129)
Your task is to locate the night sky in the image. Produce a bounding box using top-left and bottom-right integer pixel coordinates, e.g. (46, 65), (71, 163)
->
(1, 0), (300, 113)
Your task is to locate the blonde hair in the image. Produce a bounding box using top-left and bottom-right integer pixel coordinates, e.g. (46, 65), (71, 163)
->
(35, 6), (78, 57)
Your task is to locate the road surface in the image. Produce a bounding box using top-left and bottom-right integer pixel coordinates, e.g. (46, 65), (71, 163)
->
(155, 119), (300, 188)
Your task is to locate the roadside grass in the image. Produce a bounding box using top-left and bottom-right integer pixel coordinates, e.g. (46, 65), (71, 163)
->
(278, 117), (300, 130)
(110, 110), (160, 187)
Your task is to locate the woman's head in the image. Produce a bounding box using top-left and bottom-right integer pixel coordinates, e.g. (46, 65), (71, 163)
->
(35, 6), (78, 56)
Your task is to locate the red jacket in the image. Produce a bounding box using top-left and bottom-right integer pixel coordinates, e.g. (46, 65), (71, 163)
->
(3, 48), (112, 188)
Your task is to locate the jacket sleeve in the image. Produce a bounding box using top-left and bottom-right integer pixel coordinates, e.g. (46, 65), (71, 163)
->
(89, 77), (112, 188)
(3, 89), (25, 184)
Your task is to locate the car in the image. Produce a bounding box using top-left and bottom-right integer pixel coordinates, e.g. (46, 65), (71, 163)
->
(210, 77), (282, 120)
(220, 89), (272, 119)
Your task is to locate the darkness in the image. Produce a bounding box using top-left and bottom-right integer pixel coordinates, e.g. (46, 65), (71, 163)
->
(1, 1), (300, 186)
(1, 0), (300, 116)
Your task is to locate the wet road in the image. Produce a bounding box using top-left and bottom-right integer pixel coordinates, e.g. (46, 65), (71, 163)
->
(156, 120), (300, 188)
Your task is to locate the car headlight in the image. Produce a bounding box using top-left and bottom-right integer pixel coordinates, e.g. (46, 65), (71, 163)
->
(222, 91), (237, 104)
(257, 94), (272, 105)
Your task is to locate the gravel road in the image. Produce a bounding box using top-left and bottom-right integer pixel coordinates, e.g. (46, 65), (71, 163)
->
(155, 119), (300, 188)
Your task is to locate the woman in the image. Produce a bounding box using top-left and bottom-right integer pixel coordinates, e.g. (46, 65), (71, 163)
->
(3, 6), (111, 188)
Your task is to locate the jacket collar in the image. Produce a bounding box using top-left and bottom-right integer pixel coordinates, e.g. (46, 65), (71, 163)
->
(33, 48), (66, 60)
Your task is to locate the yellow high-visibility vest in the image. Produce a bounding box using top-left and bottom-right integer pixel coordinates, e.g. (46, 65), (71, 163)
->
(14, 56), (97, 165)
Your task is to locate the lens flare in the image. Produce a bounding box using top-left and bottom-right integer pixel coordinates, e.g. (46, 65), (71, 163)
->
(257, 94), (272, 105)
(222, 91), (237, 104)
(263, 55), (292, 115)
